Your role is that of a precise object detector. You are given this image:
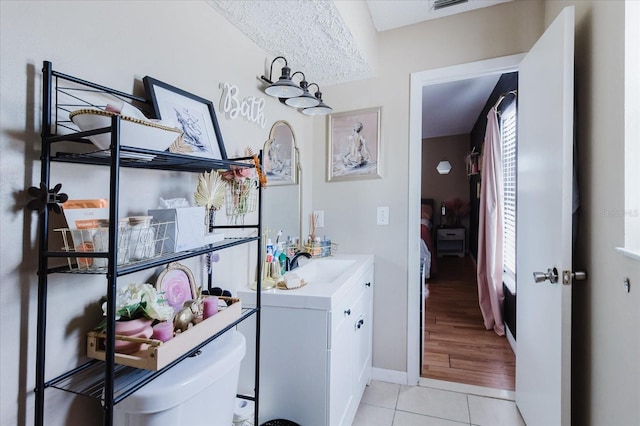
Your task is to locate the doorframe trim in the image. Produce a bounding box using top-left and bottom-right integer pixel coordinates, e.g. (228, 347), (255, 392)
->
(407, 53), (525, 385)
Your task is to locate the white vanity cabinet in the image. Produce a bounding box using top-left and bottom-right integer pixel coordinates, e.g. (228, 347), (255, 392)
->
(237, 255), (373, 426)
(329, 265), (373, 425)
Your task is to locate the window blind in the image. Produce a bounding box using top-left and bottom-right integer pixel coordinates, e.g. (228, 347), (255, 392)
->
(501, 102), (517, 281)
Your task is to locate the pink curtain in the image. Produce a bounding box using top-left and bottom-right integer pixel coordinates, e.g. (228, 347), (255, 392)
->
(477, 108), (505, 336)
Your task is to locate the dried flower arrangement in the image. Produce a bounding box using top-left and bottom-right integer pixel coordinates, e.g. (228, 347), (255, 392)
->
(194, 170), (226, 229)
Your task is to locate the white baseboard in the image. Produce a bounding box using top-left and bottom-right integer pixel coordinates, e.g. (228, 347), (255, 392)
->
(371, 367), (408, 385)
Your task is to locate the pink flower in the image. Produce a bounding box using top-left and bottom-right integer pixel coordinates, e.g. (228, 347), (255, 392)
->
(221, 167), (252, 183)
(236, 168), (252, 178)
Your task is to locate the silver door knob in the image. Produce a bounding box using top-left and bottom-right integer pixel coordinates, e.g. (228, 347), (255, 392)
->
(533, 267), (559, 284)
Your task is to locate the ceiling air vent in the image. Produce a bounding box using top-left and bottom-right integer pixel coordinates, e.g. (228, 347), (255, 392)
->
(433, 0), (469, 10)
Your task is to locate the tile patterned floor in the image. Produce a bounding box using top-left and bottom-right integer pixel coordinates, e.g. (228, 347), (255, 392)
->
(353, 379), (525, 426)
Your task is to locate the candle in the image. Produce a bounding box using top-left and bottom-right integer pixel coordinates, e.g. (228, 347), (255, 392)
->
(152, 321), (174, 342)
(203, 296), (219, 319)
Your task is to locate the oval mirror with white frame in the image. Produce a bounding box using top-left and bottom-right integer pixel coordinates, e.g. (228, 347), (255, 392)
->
(262, 120), (302, 248)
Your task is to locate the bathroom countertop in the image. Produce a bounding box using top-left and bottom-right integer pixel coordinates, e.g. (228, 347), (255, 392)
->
(237, 254), (374, 310)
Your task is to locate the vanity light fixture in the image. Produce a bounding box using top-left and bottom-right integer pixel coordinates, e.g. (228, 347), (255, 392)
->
(437, 160), (452, 175)
(261, 56), (304, 99)
(284, 72), (320, 108)
(260, 56), (331, 115)
(302, 83), (333, 116)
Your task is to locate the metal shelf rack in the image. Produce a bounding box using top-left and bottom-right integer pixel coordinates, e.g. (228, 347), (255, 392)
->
(30, 61), (262, 426)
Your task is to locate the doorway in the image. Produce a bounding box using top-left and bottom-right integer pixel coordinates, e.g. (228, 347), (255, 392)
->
(419, 72), (518, 390)
(409, 10), (576, 423)
(407, 54), (524, 387)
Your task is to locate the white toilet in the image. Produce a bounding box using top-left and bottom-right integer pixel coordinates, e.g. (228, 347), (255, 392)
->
(114, 331), (246, 426)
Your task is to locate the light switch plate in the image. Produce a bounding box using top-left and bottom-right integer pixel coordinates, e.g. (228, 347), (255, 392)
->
(314, 210), (324, 228)
(377, 206), (389, 225)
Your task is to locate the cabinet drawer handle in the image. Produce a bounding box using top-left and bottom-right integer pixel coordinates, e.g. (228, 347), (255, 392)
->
(356, 319), (365, 329)
(364, 282), (371, 287)
(344, 309), (351, 316)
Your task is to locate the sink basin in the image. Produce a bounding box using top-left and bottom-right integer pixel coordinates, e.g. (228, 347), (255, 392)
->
(237, 254), (373, 310)
(291, 258), (356, 284)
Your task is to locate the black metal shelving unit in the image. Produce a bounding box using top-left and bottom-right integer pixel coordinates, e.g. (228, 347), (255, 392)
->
(31, 61), (262, 426)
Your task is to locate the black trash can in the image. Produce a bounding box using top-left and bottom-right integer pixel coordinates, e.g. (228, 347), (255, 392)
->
(261, 420), (300, 426)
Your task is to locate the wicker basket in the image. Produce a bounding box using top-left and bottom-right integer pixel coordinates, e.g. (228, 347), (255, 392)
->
(302, 241), (338, 258)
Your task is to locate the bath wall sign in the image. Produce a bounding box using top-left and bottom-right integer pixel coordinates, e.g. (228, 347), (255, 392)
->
(220, 82), (266, 128)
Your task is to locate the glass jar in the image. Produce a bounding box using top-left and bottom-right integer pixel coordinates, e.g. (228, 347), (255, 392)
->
(92, 219), (132, 267)
(92, 220), (110, 268)
(117, 218), (131, 265)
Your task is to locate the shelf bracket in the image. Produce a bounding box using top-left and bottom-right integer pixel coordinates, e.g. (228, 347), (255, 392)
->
(27, 182), (68, 213)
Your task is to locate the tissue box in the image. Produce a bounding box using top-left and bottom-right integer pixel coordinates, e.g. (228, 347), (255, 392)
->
(148, 207), (205, 252)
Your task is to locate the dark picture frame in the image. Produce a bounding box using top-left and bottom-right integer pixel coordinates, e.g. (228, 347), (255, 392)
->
(143, 76), (227, 159)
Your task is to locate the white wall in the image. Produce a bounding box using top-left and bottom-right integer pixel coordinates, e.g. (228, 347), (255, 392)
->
(313, 0), (543, 375)
(0, 2), (313, 425)
(624, 0), (640, 252)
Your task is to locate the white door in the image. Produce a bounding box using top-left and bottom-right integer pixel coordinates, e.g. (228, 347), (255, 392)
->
(516, 6), (575, 426)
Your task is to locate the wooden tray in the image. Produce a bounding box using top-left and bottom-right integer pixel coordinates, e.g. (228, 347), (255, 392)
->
(87, 297), (241, 371)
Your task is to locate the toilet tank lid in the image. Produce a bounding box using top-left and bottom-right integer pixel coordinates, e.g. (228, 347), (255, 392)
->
(117, 331), (246, 413)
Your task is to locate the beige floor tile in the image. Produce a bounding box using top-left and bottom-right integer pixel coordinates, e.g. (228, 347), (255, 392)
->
(352, 403), (396, 426)
(467, 394), (525, 426)
(419, 378), (515, 401)
(393, 410), (470, 426)
(396, 385), (470, 423)
(361, 381), (402, 409)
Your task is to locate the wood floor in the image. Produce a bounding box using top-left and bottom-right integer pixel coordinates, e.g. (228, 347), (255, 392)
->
(422, 255), (516, 391)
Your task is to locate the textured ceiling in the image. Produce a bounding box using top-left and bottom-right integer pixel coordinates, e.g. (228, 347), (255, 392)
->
(206, 0), (374, 86)
(207, 0), (511, 137)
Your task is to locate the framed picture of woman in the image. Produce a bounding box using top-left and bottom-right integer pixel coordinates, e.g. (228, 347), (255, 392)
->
(327, 107), (382, 181)
(143, 76), (227, 160)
